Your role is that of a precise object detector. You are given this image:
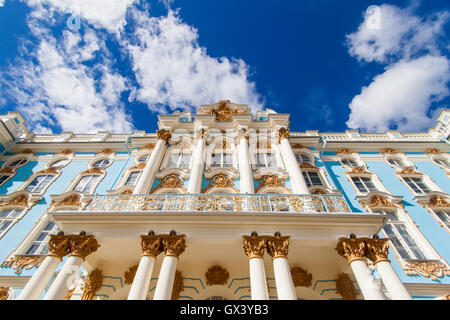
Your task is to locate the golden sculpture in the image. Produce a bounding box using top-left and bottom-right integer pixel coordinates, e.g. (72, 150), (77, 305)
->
(0, 287), (9, 300)
(54, 194), (82, 208)
(47, 234), (71, 260)
(81, 269), (104, 300)
(397, 168), (421, 175)
(140, 235), (163, 258)
(335, 273), (357, 300)
(278, 128), (290, 143)
(1, 193), (30, 207)
(124, 264), (139, 285)
(291, 144), (306, 150)
(404, 261), (450, 281)
(0, 255), (45, 274)
(346, 167), (371, 175)
(242, 235), (266, 259)
(211, 174), (233, 188)
(369, 195), (396, 208)
(64, 287), (75, 300)
(81, 168), (104, 175)
(429, 195), (450, 207)
(290, 267), (312, 287)
(205, 266), (230, 286)
(140, 144), (155, 151)
(162, 234), (186, 258)
(338, 148), (354, 154)
(365, 238), (390, 264)
(68, 234), (100, 260)
(171, 270), (184, 300)
(335, 238), (367, 263)
(266, 235), (290, 259)
(56, 149), (74, 155)
(0, 167), (14, 174)
(425, 148), (443, 155)
(157, 129), (172, 143)
(95, 149), (114, 156)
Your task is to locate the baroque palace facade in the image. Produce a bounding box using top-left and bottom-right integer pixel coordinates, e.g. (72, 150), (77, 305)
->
(0, 100), (449, 300)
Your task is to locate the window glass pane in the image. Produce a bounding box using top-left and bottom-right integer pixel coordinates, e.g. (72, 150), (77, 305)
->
(266, 154), (277, 167)
(26, 244), (40, 255)
(434, 211), (450, 223)
(255, 154), (265, 167)
(50, 159), (69, 168)
(44, 221), (55, 231)
(83, 175), (100, 193)
(342, 158), (357, 167)
(179, 154), (191, 168)
(211, 153), (221, 167)
(308, 172), (323, 186)
(26, 175), (53, 192)
(434, 158), (449, 167)
(296, 154), (310, 163)
(0, 175), (9, 184)
(302, 172), (311, 187)
(383, 225), (411, 260)
(0, 220), (12, 232)
(93, 159), (110, 168)
(138, 155), (149, 163)
(167, 154), (179, 168)
(7, 158), (27, 167)
(125, 172), (141, 186)
(223, 154), (233, 167)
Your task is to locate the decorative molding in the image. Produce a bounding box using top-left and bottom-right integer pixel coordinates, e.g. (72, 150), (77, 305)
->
(56, 149), (75, 156)
(404, 261), (450, 280)
(265, 235), (290, 259)
(255, 175), (289, 193)
(0, 255), (45, 274)
(124, 264), (139, 285)
(205, 266), (230, 286)
(291, 144), (307, 150)
(36, 167), (60, 175)
(335, 273), (357, 300)
(208, 100), (239, 121)
(242, 235), (266, 260)
(397, 168), (422, 175)
(80, 167), (105, 175)
(19, 149), (35, 155)
(429, 195), (450, 208)
(382, 148), (404, 155)
(426, 148), (443, 155)
(202, 174), (236, 193)
(47, 234), (71, 260)
(171, 270), (184, 300)
(345, 167), (372, 175)
(337, 148), (354, 154)
(129, 163), (147, 170)
(139, 144), (155, 151)
(300, 162), (319, 170)
(0, 167), (15, 174)
(81, 269), (103, 300)
(369, 195), (397, 208)
(0, 193), (30, 208)
(95, 149), (115, 156)
(54, 193), (82, 208)
(65, 287), (75, 300)
(290, 267), (312, 287)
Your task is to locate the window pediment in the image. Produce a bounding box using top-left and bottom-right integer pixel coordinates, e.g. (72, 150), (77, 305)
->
(357, 192), (403, 209)
(416, 192), (450, 208)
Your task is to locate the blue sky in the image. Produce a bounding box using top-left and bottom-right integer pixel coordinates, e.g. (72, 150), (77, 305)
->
(0, 0), (448, 135)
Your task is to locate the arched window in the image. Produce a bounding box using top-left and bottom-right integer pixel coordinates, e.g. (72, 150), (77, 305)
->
(92, 159), (111, 169)
(49, 158), (69, 169)
(6, 158), (28, 168)
(125, 171), (141, 186)
(73, 175), (101, 193)
(387, 157), (406, 167)
(341, 158), (358, 167)
(295, 153), (310, 163)
(0, 174), (13, 186)
(138, 154), (149, 163)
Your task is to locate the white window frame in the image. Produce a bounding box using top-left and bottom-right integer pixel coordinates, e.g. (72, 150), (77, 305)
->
(429, 208), (450, 232)
(24, 220), (59, 255)
(24, 174), (56, 193)
(295, 153), (311, 164)
(432, 157), (450, 170)
(165, 151), (192, 169)
(386, 157), (407, 168)
(48, 158), (70, 169)
(91, 158), (112, 169)
(401, 176), (431, 195)
(254, 152), (278, 168)
(4, 157), (29, 169)
(0, 207), (27, 239)
(210, 151), (234, 168)
(0, 174), (14, 186)
(72, 174), (102, 194)
(124, 171), (142, 186)
(302, 171), (324, 187)
(350, 176), (378, 194)
(340, 158), (359, 168)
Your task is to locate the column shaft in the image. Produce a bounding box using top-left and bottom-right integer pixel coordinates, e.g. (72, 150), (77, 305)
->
(187, 138), (205, 194)
(272, 257), (297, 300)
(238, 137), (254, 194)
(16, 256), (61, 300)
(127, 256), (156, 300)
(249, 258), (269, 300)
(133, 139), (166, 194)
(349, 260), (385, 300)
(376, 261), (411, 300)
(153, 256), (178, 300)
(43, 255), (83, 300)
(279, 138), (309, 194)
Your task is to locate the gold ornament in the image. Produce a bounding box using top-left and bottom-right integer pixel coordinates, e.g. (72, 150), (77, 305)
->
(429, 195), (450, 208)
(205, 266), (230, 286)
(171, 270), (184, 300)
(0, 287), (9, 300)
(140, 235), (163, 258)
(369, 195), (396, 208)
(365, 238), (390, 263)
(47, 235), (71, 260)
(162, 234), (186, 258)
(290, 267), (312, 287)
(54, 194), (82, 208)
(0, 255), (44, 274)
(124, 264), (139, 285)
(81, 269), (103, 300)
(68, 235), (100, 260)
(336, 238), (367, 263)
(278, 128), (290, 143)
(242, 235), (266, 260)
(404, 262), (450, 281)
(266, 235), (290, 259)
(157, 129), (172, 143)
(335, 273), (357, 300)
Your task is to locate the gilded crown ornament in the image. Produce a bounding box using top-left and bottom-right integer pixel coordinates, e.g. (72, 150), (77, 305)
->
(205, 266), (230, 286)
(242, 235), (266, 260)
(265, 235), (290, 259)
(162, 234), (186, 258)
(157, 129), (172, 143)
(68, 234), (100, 260)
(365, 237), (390, 264)
(140, 235), (163, 258)
(47, 234), (71, 260)
(336, 237), (367, 263)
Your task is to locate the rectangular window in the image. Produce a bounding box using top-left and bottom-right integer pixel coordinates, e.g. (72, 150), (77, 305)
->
(0, 209), (24, 237)
(25, 175), (54, 193)
(255, 153), (277, 168)
(403, 177), (430, 194)
(433, 210), (450, 228)
(382, 219), (427, 260)
(167, 153), (191, 169)
(302, 172), (323, 187)
(73, 175), (101, 193)
(0, 175), (11, 186)
(125, 172), (141, 186)
(26, 221), (59, 255)
(295, 154), (310, 163)
(211, 152), (233, 168)
(351, 176), (377, 193)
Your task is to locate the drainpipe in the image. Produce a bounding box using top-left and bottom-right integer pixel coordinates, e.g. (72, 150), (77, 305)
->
(109, 136), (133, 191)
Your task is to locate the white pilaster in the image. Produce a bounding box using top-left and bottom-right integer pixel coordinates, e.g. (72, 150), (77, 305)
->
(187, 132), (205, 194)
(238, 134), (254, 194)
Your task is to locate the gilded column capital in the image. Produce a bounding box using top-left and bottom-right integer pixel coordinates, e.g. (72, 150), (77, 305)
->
(335, 237), (367, 264)
(46, 235), (71, 261)
(278, 128), (290, 143)
(266, 235), (290, 260)
(161, 234), (186, 259)
(81, 269), (103, 300)
(68, 234), (100, 260)
(242, 235), (266, 260)
(366, 238), (390, 264)
(156, 129), (172, 144)
(140, 235), (163, 258)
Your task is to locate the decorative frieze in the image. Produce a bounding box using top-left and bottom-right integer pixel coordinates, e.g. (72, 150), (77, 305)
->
(404, 261), (450, 281)
(290, 267), (312, 287)
(81, 269), (104, 300)
(0, 255), (45, 274)
(335, 273), (357, 300)
(205, 266), (230, 286)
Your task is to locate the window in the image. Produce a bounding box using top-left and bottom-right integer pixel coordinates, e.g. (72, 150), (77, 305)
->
(125, 171), (141, 186)
(0, 174), (11, 186)
(6, 158), (28, 168)
(433, 158), (449, 168)
(73, 175), (101, 193)
(432, 209), (450, 229)
(295, 154), (310, 163)
(380, 210), (427, 260)
(25, 175), (54, 193)
(0, 209), (24, 237)
(25, 221), (59, 255)
(167, 152), (191, 169)
(341, 158), (358, 167)
(211, 152), (233, 168)
(92, 159), (111, 169)
(255, 153), (277, 168)
(50, 159), (69, 168)
(351, 176), (377, 193)
(138, 154), (149, 163)
(302, 172), (323, 187)
(403, 177), (430, 194)
(387, 157), (406, 167)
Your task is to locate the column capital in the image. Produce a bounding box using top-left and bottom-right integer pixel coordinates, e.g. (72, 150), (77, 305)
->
(161, 234), (186, 258)
(266, 235), (290, 260)
(140, 235), (163, 258)
(365, 238), (390, 264)
(278, 128), (290, 143)
(156, 129), (172, 144)
(336, 237), (367, 264)
(68, 234), (100, 260)
(47, 235), (71, 261)
(243, 235), (266, 260)
(237, 128), (249, 142)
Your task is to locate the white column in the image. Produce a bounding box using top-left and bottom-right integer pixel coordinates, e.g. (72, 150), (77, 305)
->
(348, 259), (386, 300)
(272, 257), (297, 300)
(237, 133), (254, 194)
(16, 255), (62, 300)
(187, 132), (205, 194)
(153, 256), (178, 300)
(133, 130), (170, 194)
(127, 256), (156, 300)
(43, 255), (83, 300)
(249, 257), (269, 300)
(278, 130), (309, 194)
(376, 261), (411, 300)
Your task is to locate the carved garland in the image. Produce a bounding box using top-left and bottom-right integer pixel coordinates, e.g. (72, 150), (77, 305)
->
(0, 255), (45, 274)
(404, 261), (450, 281)
(202, 174), (236, 193)
(255, 175), (290, 193)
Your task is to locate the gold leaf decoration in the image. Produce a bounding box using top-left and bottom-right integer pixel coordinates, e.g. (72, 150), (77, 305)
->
(290, 267), (312, 287)
(205, 266), (230, 286)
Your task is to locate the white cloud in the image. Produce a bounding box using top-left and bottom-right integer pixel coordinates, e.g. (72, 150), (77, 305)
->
(0, 0), (5, 7)
(346, 55), (450, 132)
(346, 4), (449, 63)
(25, 0), (138, 33)
(124, 10), (263, 114)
